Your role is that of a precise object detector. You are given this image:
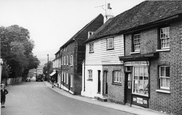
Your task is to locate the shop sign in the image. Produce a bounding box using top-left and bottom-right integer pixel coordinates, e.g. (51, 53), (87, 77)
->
(125, 61), (149, 66)
(132, 95), (148, 107)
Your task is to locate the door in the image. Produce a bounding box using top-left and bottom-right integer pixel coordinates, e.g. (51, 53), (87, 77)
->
(103, 71), (108, 95)
(125, 72), (132, 104)
(98, 70), (101, 93)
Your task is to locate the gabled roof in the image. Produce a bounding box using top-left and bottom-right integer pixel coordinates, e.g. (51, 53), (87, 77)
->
(87, 1), (182, 43)
(60, 14), (103, 49)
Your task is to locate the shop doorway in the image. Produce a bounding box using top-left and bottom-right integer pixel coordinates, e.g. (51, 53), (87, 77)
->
(103, 71), (108, 95)
(125, 72), (132, 104)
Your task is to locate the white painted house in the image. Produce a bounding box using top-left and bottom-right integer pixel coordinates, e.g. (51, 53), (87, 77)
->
(82, 31), (124, 102)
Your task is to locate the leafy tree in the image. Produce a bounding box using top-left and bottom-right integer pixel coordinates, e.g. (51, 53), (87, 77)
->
(43, 61), (53, 80)
(0, 25), (40, 80)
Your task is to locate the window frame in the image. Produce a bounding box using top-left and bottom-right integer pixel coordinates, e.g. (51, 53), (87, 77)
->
(88, 69), (93, 81)
(112, 70), (122, 85)
(158, 26), (170, 50)
(132, 66), (149, 97)
(89, 42), (94, 53)
(158, 66), (170, 90)
(70, 55), (73, 66)
(132, 33), (141, 52)
(106, 38), (114, 50)
(70, 74), (73, 87)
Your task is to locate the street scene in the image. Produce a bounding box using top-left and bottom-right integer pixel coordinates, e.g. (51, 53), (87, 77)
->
(1, 0), (182, 115)
(1, 80), (133, 115)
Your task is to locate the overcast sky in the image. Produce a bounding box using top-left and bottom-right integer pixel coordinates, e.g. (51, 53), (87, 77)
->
(0, 0), (144, 65)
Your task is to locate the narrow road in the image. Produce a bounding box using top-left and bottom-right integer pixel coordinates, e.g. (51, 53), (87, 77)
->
(2, 81), (134, 115)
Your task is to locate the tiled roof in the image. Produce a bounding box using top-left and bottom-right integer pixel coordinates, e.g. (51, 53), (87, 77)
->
(87, 1), (182, 42)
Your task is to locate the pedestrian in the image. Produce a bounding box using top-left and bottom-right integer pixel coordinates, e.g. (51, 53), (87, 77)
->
(1, 84), (8, 108)
(51, 77), (55, 88)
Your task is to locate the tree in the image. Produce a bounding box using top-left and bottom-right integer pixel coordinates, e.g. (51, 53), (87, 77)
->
(0, 25), (40, 79)
(43, 61), (53, 80)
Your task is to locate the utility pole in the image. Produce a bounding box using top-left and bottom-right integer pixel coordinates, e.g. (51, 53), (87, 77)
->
(47, 54), (49, 80)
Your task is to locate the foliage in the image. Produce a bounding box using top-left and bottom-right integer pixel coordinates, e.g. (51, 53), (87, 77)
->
(0, 25), (40, 79)
(43, 61), (53, 79)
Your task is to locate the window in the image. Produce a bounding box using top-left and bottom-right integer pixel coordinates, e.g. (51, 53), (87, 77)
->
(132, 66), (149, 96)
(159, 66), (170, 90)
(89, 42), (94, 53)
(88, 70), (93, 81)
(70, 74), (73, 87)
(88, 31), (94, 38)
(113, 71), (122, 84)
(64, 56), (66, 65)
(67, 55), (69, 65)
(70, 55), (73, 66)
(133, 33), (140, 52)
(106, 38), (114, 50)
(159, 27), (170, 49)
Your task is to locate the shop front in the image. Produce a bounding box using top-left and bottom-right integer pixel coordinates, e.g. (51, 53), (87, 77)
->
(119, 53), (158, 108)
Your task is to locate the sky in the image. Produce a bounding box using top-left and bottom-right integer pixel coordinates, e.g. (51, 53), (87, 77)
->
(0, 0), (144, 66)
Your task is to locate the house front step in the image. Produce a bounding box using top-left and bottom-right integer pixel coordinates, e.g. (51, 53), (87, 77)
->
(95, 96), (107, 102)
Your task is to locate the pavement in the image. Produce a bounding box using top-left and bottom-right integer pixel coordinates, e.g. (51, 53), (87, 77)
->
(44, 81), (169, 115)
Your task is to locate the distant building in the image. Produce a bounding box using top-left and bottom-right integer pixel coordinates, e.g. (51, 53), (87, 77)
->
(54, 14), (104, 94)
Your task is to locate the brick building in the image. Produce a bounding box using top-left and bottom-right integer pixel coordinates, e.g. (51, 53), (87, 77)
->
(55, 14), (103, 94)
(85, 1), (182, 115)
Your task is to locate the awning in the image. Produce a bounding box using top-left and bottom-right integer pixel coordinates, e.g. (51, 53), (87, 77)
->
(119, 52), (159, 61)
(50, 71), (56, 76)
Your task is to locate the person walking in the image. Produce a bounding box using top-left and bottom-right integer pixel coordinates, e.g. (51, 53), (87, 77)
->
(1, 84), (8, 108)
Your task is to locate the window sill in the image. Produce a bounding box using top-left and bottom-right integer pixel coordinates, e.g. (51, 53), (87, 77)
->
(107, 48), (114, 50)
(156, 48), (170, 52)
(156, 89), (171, 94)
(130, 51), (140, 55)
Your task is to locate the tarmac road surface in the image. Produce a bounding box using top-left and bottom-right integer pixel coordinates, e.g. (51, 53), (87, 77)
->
(1, 81), (134, 115)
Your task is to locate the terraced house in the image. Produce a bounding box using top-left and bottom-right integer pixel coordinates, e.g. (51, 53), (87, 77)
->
(82, 1), (182, 115)
(55, 14), (103, 94)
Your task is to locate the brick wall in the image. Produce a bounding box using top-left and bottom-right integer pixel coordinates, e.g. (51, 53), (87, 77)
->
(124, 20), (182, 114)
(103, 65), (125, 104)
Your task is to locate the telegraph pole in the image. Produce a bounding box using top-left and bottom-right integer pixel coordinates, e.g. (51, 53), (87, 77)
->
(47, 54), (49, 80)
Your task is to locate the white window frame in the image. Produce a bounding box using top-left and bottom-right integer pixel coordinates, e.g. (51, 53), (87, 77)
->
(133, 33), (140, 52)
(67, 55), (69, 65)
(89, 42), (94, 53)
(106, 38), (114, 50)
(113, 71), (122, 84)
(88, 69), (93, 80)
(132, 66), (149, 97)
(160, 27), (170, 49)
(159, 66), (170, 90)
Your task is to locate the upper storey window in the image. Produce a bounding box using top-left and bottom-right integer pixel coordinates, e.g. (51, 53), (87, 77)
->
(106, 38), (114, 50)
(159, 27), (170, 49)
(89, 42), (94, 53)
(132, 33), (140, 52)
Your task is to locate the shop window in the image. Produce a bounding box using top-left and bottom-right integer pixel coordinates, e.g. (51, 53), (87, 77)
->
(159, 66), (170, 90)
(113, 71), (122, 84)
(159, 27), (170, 49)
(106, 38), (114, 50)
(88, 69), (93, 81)
(132, 66), (149, 96)
(132, 33), (140, 52)
(89, 42), (94, 53)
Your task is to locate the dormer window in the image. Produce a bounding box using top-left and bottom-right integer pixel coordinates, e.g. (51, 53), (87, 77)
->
(88, 31), (94, 38)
